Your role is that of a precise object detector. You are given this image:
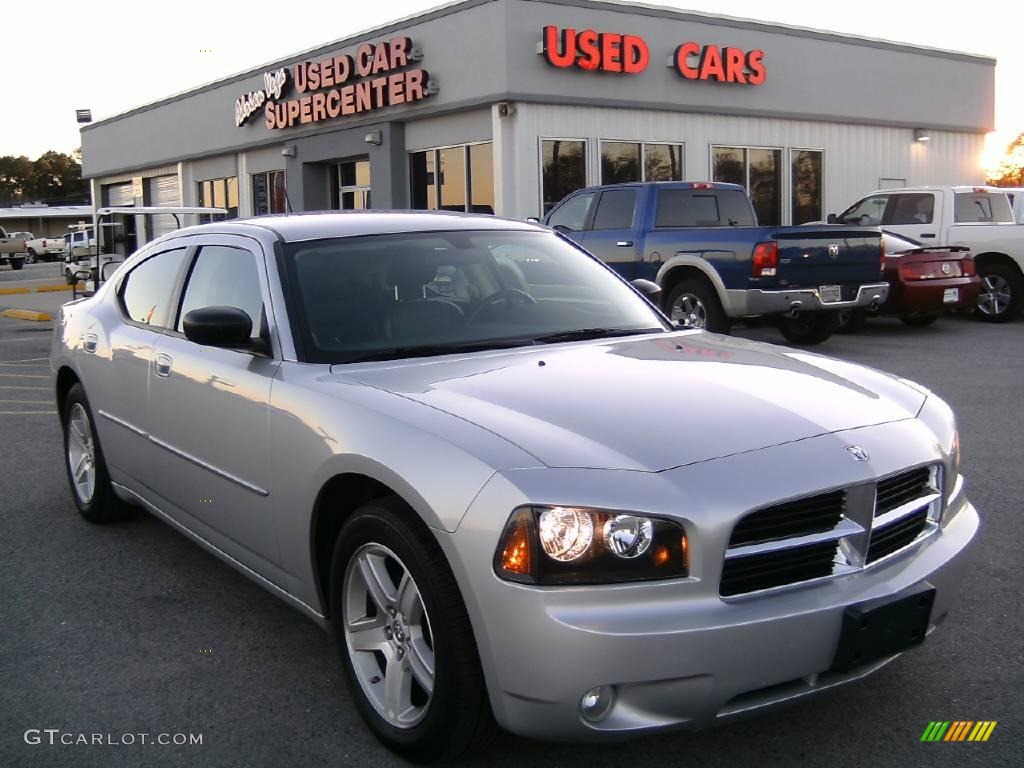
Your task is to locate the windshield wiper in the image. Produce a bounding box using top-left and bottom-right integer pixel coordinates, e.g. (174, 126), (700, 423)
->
(531, 327), (662, 344)
(337, 337), (537, 363)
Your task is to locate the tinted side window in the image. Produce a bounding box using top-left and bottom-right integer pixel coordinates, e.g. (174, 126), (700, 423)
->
(177, 245), (265, 339)
(886, 193), (935, 225)
(838, 195), (888, 226)
(953, 192), (1013, 223)
(119, 248), (188, 328)
(655, 190), (755, 227)
(591, 189), (637, 230)
(546, 192), (596, 231)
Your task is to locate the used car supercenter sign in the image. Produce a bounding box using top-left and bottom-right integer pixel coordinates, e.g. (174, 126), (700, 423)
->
(234, 37), (431, 130)
(541, 26), (766, 85)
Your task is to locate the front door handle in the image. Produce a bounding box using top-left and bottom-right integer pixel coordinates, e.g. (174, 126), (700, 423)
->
(84, 333), (98, 353)
(616, 240), (634, 247)
(920, 233), (936, 238)
(154, 353), (172, 378)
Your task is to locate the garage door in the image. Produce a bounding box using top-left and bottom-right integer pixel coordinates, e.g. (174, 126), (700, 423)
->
(147, 175), (182, 241)
(105, 182), (133, 207)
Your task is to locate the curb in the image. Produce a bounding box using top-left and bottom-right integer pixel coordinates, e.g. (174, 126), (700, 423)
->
(0, 287), (31, 296)
(1, 309), (53, 322)
(0, 283), (81, 295)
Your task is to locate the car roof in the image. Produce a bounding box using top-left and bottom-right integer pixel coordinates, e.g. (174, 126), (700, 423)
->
(167, 210), (544, 244)
(574, 181), (745, 193)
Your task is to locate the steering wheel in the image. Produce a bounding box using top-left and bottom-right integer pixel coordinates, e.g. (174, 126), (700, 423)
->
(466, 288), (537, 324)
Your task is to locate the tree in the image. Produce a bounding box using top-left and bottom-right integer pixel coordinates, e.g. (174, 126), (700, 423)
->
(0, 150), (87, 205)
(986, 132), (1024, 187)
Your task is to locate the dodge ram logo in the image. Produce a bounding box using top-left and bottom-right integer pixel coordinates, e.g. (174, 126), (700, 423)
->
(845, 445), (870, 462)
(828, 244), (840, 259)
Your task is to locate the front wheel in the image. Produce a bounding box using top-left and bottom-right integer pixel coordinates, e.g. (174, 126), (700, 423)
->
(975, 264), (1022, 322)
(778, 312), (837, 345)
(330, 498), (496, 762)
(664, 278), (730, 333)
(25, 250), (37, 265)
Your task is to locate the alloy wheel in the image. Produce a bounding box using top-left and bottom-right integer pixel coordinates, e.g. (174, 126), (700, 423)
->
(343, 543), (435, 729)
(671, 293), (708, 329)
(978, 274), (1012, 317)
(66, 403), (97, 504)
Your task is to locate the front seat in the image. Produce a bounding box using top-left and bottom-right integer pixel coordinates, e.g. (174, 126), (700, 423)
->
(384, 256), (464, 341)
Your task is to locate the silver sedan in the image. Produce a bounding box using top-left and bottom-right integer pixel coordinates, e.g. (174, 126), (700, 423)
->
(51, 212), (978, 761)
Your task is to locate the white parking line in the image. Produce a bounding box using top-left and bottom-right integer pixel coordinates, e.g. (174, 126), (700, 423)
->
(0, 373), (48, 378)
(0, 399), (52, 404)
(0, 410), (57, 415)
(0, 337), (52, 342)
(0, 358), (49, 362)
(0, 385), (48, 390)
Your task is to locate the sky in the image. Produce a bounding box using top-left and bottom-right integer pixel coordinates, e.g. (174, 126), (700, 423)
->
(2, 0), (1022, 171)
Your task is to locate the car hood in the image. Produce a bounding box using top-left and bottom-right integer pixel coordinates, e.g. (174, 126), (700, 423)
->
(333, 332), (928, 472)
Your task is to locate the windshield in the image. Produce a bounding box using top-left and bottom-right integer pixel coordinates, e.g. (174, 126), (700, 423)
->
(284, 229), (668, 363)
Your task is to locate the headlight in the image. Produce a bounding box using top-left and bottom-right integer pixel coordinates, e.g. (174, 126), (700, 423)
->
(494, 506), (688, 585)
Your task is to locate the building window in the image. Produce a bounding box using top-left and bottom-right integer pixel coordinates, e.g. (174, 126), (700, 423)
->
(334, 159), (371, 210)
(541, 139), (587, 215)
(600, 141), (684, 184)
(410, 143), (494, 214)
(252, 170), (287, 215)
(197, 177), (239, 221)
(791, 149), (823, 225)
(711, 146), (782, 226)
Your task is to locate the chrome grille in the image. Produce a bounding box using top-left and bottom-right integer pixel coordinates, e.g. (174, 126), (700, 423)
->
(721, 465), (942, 598)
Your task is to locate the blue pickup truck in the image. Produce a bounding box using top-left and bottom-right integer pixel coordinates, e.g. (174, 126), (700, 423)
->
(542, 182), (890, 344)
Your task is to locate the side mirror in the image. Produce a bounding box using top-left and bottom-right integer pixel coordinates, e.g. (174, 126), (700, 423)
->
(552, 224), (572, 234)
(631, 278), (662, 301)
(100, 260), (121, 281)
(183, 306), (253, 348)
(826, 213), (838, 224)
(525, 217), (540, 224)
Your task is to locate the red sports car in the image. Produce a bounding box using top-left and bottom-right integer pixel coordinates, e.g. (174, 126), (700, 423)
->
(839, 231), (981, 331)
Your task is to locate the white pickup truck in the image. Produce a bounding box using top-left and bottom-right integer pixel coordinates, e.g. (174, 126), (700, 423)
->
(830, 186), (1024, 321)
(22, 233), (68, 263)
(0, 226), (28, 270)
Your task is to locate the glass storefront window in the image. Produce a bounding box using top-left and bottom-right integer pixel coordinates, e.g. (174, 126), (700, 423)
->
(410, 143), (494, 214)
(601, 142), (641, 184)
(712, 146), (782, 226)
(197, 176), (239, 221)
(542, 139), (586, 215)
(791, 150), (824, 225)
(252, 170), (287, 215)
(644, 144), (683, 182)
(711, 147), (747, 187)
(336, 159), (371, 210)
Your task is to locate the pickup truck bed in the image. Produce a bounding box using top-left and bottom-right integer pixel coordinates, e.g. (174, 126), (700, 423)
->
(544, 182), (888, 344)
(0, 226), (28, 270)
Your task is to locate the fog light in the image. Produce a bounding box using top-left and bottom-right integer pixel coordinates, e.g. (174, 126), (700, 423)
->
(579, 685), (615, 723)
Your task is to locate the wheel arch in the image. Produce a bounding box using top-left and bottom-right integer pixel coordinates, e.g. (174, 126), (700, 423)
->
(55, 366), (80, 423)
(973, 251), (1023, 277)
(655, 257), (729, 311)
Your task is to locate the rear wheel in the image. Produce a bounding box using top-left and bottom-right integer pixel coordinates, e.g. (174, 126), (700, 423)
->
(899, 312), (939, 327)
(835, 309), (868, 334)
(10, 259), (23, 271)
(62, 383), (133, 523)
(975, 263), (1021, 322)
(25, 250), (37, 265)
(665, 278), (730, 333)
(330, 498), (496, 762)
(778, 312), (837, 345)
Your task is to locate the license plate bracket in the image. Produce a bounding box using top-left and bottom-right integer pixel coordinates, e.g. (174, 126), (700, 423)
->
(830, 582), (935, 673)
(943, 287), (959, 303)
(819, 284), (842, 303)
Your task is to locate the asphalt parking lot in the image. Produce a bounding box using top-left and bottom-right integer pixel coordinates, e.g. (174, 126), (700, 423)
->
(0, 300), (1020, 768)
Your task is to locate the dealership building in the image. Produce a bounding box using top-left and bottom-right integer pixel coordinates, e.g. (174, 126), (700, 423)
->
(80, 0), (995, 253)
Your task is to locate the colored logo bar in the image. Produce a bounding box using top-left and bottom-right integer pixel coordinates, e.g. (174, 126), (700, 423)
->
(921, 721), (997, 742)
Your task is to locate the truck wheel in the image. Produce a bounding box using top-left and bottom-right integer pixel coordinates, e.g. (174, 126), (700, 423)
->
(330, 498), (496, 762)
(665, 279), (730, 333)
(899, 312), (939, 327)
(26, 250), (37, 265)
(975, 264), (1021, 322)
(835, 309), (868, 334)
(778, 312), (837, 345)
(10, 259), (24, 271)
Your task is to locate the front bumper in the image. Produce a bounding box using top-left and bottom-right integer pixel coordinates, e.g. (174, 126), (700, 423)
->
(442, 423), (978, 741)
(726, 282), (890, 317)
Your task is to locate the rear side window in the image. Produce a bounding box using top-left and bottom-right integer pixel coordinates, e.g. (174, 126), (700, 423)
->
(655, 189), (755, 227)
(886, 193), (935, 225)
(954, 192), (1013, 223)
(177, 245), (266, 339)
(546, 192), (596, 231)
(119, 248), (188, 328)
(591, 189), (637, 230)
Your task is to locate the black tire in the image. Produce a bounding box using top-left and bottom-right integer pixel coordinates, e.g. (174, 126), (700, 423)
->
(975, 262), (1022, 323)
(10, 259), (24, 271)
(62, 383), (134, 523)
(26, 249), (37, 265)
(664, 278), (730, 334)
(835, 309), (868, 334)
(778, 312), (837, 345)
(329, 497), (496, 763)
(899, 313), (939, 327)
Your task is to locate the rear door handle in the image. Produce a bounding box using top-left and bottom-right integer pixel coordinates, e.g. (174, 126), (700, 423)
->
(616, 240), (634, 247)
(154, 353), (172, 378)
(84, 333), (98, 353)
(920, 233), (936, 238)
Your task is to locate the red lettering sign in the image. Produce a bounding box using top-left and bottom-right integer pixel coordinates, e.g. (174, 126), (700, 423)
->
(542, 26), (649, 74)
(673, 42), (766, 85)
